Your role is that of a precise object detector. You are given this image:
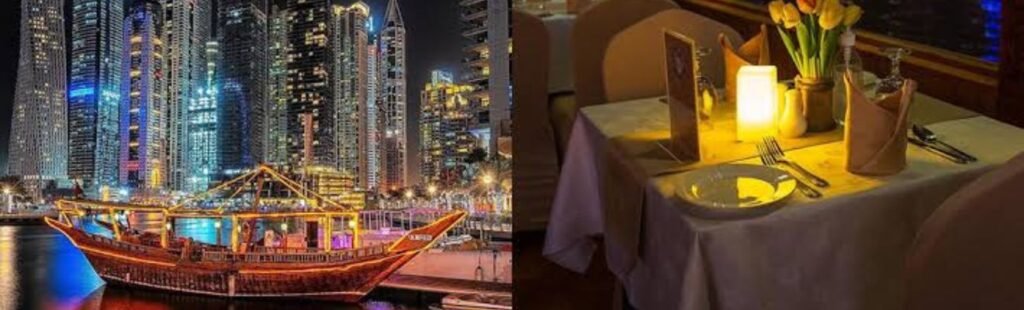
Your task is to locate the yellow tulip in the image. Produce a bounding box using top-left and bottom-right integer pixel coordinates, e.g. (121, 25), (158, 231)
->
(818, 0), (844, 30)
(768, 0), (785, 25)
(843, 5), (863, 27)
(782, 3), (801, 29)
(796, 0), (818, 14)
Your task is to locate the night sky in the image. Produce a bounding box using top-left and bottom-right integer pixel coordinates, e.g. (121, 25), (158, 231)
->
(0, 0), (466, 174)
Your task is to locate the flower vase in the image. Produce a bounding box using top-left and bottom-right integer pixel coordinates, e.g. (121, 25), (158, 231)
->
(778, 89), (807, 138)
(796, 76), (837, 132)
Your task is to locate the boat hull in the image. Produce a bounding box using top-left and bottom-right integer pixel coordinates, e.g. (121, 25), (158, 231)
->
(46, 210), (467, 302)
(79, 250), (411, 302)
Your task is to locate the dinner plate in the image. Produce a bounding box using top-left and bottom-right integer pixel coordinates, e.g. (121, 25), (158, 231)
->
(673, 164), (797, 219)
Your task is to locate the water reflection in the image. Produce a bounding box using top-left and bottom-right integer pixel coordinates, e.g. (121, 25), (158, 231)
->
(0, 225), (430, 309)
(0, 226), (18, 310)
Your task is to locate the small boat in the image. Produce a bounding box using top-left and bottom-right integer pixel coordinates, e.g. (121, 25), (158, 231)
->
(441, 293), (513, 310)
(46, 165), (468, 302)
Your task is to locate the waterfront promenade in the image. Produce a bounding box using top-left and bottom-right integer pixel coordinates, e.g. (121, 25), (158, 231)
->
(384, 250), (513, 296)
(0, 210), (56, 223)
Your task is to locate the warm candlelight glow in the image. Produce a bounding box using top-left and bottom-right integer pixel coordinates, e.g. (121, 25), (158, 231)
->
(737, 66), (779, 141)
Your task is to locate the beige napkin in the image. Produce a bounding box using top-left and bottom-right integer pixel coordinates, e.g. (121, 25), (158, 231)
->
(720, 24), (771, 104)
(843, 73), (917, 175)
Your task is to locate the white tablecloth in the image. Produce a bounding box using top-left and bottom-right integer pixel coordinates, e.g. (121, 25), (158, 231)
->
(544, 97), (1024, 309)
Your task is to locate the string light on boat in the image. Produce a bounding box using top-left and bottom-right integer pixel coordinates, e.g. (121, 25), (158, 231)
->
(348, 220), (357, 229)
(165, 222), (172, 231)
(214, 221), (221, 229)
(281, 222), (288, 232)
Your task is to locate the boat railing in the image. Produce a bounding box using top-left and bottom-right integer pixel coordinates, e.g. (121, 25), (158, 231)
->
(83, 233), (170, 257)
(200, 243), (391, 264)
(248, 246), (323, 254)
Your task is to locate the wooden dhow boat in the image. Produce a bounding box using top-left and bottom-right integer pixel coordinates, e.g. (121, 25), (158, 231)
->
(46, 165), (467, 302)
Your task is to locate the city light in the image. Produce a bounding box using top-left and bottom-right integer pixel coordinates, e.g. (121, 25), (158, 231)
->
(481, 173), (495, 185)
(427, 185), (438, 196)
(404, 190), (414, 199)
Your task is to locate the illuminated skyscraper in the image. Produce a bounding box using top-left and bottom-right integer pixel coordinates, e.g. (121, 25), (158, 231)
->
(331, 3), (370, 189)
(265, 4), (290, 166)
(163, 0), (213, 190)
(217, 0), (267, 176)
(120, 0), (166, 189)
(420, 71), (474, 187)
(8, 0), (68, 192)
(366, 42), (379, 190)
(69, 0), (123, 190)
(461, 0), (511, 156)
(286, 0), (335, 168)
(378, 0), (407, 190)
(185, 41), (219, 192)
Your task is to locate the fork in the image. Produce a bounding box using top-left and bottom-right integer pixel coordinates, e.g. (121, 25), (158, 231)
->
(757, 144), (822, 199)
(763, 137), (830, 188)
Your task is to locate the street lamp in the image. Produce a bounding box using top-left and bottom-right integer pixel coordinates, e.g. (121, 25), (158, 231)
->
(481, 173), (494, 185)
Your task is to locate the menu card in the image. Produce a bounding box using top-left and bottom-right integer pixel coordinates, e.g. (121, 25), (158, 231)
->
(663, 30), (701, 162)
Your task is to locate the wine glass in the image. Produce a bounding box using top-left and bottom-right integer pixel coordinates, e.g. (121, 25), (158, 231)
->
(695, 47), (718, 128)
(877, 47), (911, 94)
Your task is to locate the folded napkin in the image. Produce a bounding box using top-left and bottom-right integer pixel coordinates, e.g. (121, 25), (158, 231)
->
(721, 24), (771, 104)
(844, 73), (917, 175)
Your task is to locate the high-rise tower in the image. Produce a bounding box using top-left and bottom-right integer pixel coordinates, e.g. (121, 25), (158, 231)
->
(8, 0), (68, 193)
(185, 41), (219, 192)
(366, 42), (379, 191)
(286, 0), (335, 168)
(461, 0), (511, 157)
(420, 71), (474, 187)
(163, 0), (213, 190)
(378, 0), (407, 191)
(331, 2), (370, 189)
(120, 0), (166, 189)
(68, 0), (123, 191)
(217, 0), (267, 177)
(266, 4), (290, 166)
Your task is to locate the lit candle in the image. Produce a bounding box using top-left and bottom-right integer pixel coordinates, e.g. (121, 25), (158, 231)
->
(736, 66), (779, 141)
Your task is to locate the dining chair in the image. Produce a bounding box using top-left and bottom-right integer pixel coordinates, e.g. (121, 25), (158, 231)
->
(550, 0), (679, 157)
(512, 10), (561, 232)
(544, 15), (575, 96)
(905, 152), (1024, 310)
(602, 9), (742, 104)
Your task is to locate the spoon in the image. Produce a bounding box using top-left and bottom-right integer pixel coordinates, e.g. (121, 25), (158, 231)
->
(911, 124), (977, 162)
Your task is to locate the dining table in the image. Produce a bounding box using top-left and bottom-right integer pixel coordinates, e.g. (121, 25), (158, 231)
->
(543, 89), (1024, 310)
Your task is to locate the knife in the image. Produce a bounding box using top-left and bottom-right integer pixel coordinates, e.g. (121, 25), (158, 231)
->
(908, 137), (969, 164)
